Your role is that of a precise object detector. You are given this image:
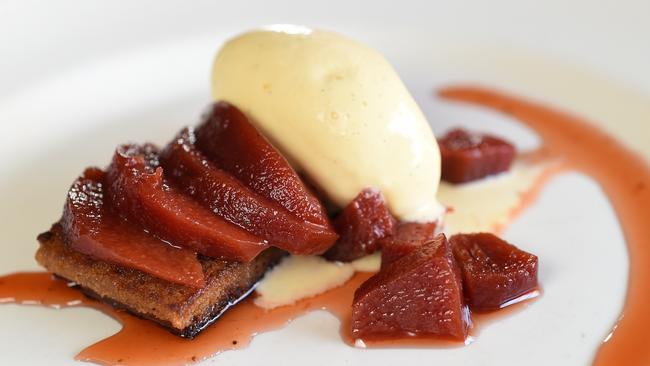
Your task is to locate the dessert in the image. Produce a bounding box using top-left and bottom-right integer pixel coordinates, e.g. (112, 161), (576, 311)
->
(2, 26), (599, 366)
(36, 26), (535, 341)
(32, 26), (537, 343)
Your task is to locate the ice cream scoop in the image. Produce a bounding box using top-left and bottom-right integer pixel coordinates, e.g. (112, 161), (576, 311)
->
(211, 25), (443, 222)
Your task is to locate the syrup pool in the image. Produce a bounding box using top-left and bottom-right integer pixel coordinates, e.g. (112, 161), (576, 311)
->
(0, 270), (539, 366)
(1, 85), (646, 365)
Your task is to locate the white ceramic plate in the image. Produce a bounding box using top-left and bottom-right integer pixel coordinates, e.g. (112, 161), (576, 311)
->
(1, 1), (648, 365)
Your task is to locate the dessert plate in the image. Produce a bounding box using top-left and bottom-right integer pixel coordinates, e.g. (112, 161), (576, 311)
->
(1, 2), (648, 365)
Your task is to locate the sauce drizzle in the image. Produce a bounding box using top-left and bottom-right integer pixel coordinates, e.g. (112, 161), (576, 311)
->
(0, 272), (372, 366)
(0, 271), (538, 365)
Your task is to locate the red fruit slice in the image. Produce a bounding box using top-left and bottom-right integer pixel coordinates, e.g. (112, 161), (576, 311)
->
(352, 234), (469, 341)
(438, 128), (515, 183)
(380, 222), (437, 268)
(194, 102), (331, 228)
(61, 168), (205, 288)
(105, 144), (269, 262)
(160, 128), (337, 255)
(450, 233), (538, 311)
(324, 189), (396, 262)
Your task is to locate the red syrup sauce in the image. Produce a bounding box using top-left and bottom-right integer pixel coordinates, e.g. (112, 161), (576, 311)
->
(0, 272), (371, 365)
(2, 85), (644, 364)
(0, 271), (539, 365)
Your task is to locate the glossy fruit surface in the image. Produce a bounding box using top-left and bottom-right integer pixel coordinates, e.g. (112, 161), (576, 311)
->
(161, 128), (337, 254)
(105, 144), (269, 262)
(450, 233), (538, 310)
(380, 222), (437, 268)
(352, 234), (469, 340)
(195, 102), (331, 228)
(62, 168), (205, 288)
(438, 128), (515, 183)
(324, 189), (395, 262)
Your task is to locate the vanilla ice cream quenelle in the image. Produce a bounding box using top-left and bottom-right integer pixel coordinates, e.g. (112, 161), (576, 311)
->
(211, 25), (443, 222)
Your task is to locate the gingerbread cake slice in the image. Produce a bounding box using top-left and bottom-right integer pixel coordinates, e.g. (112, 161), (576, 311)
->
(36, 225), (284, 338)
